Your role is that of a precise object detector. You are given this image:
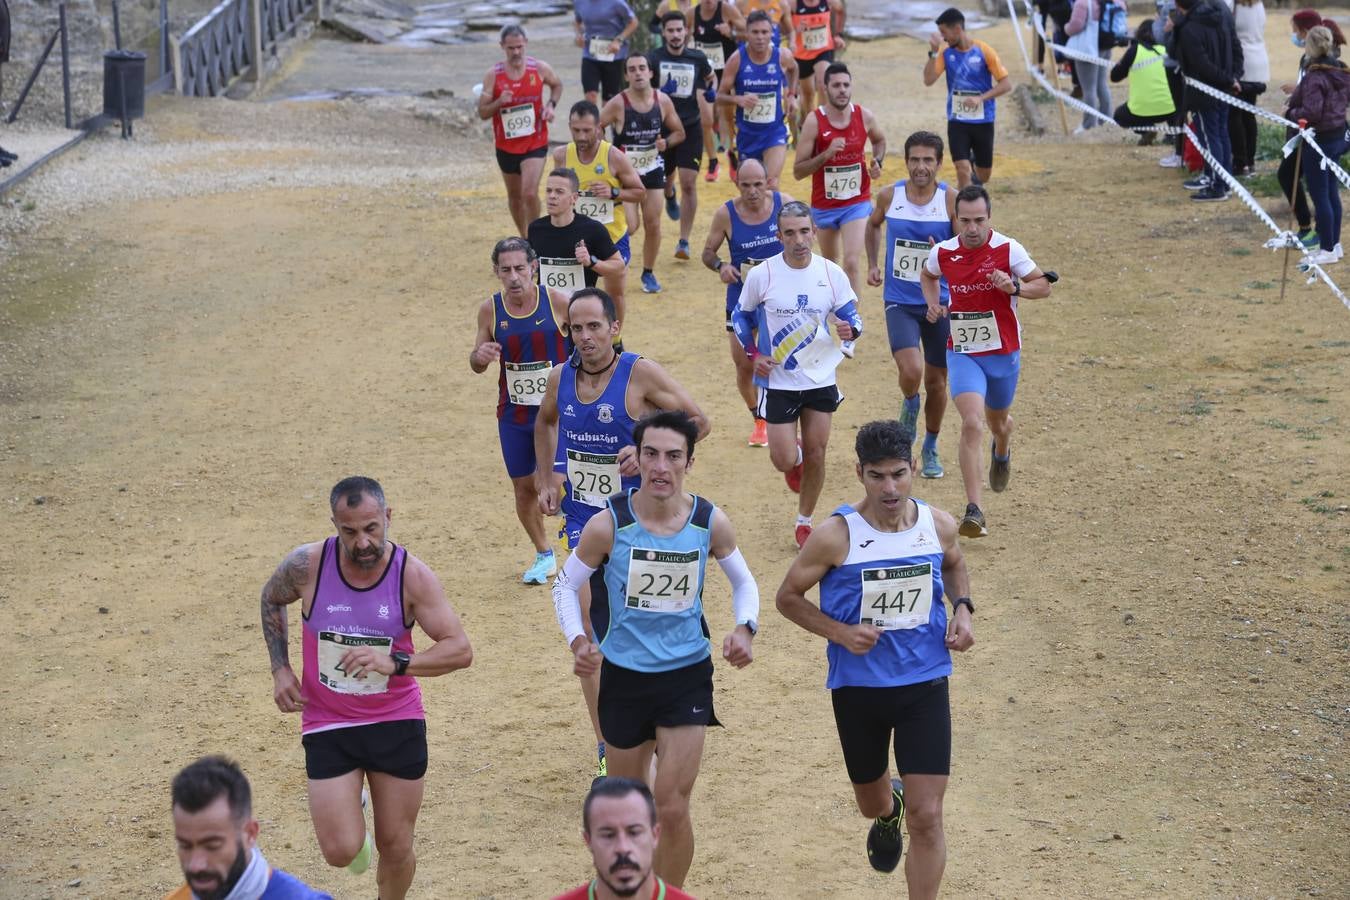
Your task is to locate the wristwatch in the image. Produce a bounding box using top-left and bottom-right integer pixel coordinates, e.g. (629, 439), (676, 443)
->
(951, 598), (975, 616)
(391, 651), (411, 677)
(739, 620), (758, 636)
(928, 50), (938, 59)
(1010, 277), (1022, 296)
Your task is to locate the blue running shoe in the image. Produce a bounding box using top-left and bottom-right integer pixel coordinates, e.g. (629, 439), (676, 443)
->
(666, 187), (680, 221)
(523, 551), (556, 585)
(898, 398), (920, 438)
(641, 271), (662, 293)
(921, 445), (944, 479)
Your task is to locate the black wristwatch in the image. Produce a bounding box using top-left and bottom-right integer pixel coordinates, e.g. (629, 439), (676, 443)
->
(951, 597), (975, 615)
(391, 651), (411, 677)
(739, 620), (758, 636)
(609, 186), (620, 200)
(1010, 277), (1021, 296)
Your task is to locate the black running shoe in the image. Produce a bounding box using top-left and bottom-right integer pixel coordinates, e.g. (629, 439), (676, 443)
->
(989, 441), (1011, 493)
(866, 778), (905, 873)
(959, 503), (987, 538)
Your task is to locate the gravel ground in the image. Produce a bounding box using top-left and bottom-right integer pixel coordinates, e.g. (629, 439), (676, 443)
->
(0, 92), (490, 255)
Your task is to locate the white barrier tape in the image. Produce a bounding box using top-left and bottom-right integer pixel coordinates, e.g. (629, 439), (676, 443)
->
(1008, 0), (1349, 310)
(1181, 123), (1282, 231)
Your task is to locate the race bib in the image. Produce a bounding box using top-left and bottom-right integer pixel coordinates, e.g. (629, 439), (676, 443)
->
(317, 631), (392, 695)
(659, 61), (696, 98)
(952, 90), (984, 122)
(575, 195), (615, 224)
(626, 143), (661, 175)
(625, 548), (700, 613)
(745, 92), (777, 124)
(778, 318), (840, 379)
(891, 238), (929, 283)
(802, 23), (830, 51)
(860, 563), (933, 631)
(697, 41), (725, 70)
(505, 359), (551, 406)
(949, 309), (1002, 353)
(824, 163), (861, 201)
(589, 36), (617, 62)
(499, 102), (535, 140)
(539, 257), (584, 292)
(566, 449), (621, 507)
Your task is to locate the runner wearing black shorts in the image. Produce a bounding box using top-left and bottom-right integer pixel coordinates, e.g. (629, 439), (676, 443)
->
(649, 12), (715, 260)
(776, 419), (975, 894)
(575, 0), (640, 104)
(921, 7), (1011, 187)
(692, 0), (744, 181)
(555, 411), (760, 888)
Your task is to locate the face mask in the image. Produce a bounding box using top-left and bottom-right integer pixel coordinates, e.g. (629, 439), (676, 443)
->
(1292, 33), (1306, 48)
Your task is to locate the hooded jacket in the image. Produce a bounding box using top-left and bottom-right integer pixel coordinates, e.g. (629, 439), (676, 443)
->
(1172, 0), (1242, 110)
(1287, 57), (1350, 133)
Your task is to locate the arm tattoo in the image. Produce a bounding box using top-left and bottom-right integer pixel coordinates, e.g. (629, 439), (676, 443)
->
(260, 546), (309, 672)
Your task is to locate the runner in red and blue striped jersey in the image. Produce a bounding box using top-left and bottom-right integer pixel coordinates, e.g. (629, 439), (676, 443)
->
(471, 236), (574, 584)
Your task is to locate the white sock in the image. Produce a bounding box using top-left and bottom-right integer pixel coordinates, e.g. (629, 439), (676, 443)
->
(795, 445), (803, 466)
(796, 514), (812, 527)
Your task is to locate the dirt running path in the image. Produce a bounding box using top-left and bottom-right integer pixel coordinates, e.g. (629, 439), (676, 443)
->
(1, 19), (1345, 900)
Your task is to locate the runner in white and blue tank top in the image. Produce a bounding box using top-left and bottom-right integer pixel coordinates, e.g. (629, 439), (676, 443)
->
(865, 131), (956, 480)
(774, 420), (974, 883)
(553, 410), (759, 887)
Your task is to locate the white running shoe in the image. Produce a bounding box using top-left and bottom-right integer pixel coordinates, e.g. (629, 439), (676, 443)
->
(1302, 248), (1340, 267)
(1158, 154), (1183, 168)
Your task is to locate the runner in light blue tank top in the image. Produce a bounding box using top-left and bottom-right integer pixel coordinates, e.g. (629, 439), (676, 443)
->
(552, 410), (760, 886)
(592, 487), (715, 671)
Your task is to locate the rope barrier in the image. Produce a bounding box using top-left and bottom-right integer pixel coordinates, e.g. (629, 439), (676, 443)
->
(1007, 0), (1350, 311)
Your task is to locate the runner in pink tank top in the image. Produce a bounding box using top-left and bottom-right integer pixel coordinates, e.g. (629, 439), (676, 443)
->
(259, 476), (473, 900)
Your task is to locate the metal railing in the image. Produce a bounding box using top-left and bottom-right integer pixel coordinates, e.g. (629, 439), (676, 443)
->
(173, 0), (316, 97)
(6, 3), (73, 127)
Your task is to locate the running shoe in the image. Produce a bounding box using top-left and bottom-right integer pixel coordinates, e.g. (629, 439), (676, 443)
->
(1335, 242), (1344, 261)
(921, 445), (944, 479)
(665, 187), (680, 221)
(866, 778), (905, 873)
(705, 157), (720, 182)
(1158, 153), (1183, 168)
(1302, 248), (1339, 266)
(748, 418), (768, 447)
(989, 442), (1010, 492)
(898, 399), (919, 439)
(1191, 186), (1229, 202)
(641, 271), (662, 293)
(1182, 175), (1211, 191)
(674, 239), (691, 260)
(959, 503), (987, 538)
(795, 523), (812, 549)
(522, 551), (556, 585)
(348, 829), (372, 876)
(591, 744), (608, 790)
(1299, 229), (1320, 250)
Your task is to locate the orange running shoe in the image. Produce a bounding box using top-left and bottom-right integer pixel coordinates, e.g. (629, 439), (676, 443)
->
(748, 418), (768, 447)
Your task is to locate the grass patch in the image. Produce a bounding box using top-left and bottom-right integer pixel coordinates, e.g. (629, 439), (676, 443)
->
(1228, 246), (1253, 256)
(1300, 491), (1338, 514)
(20, 200), (35, 212)
(1296, 426), (1322, 440)
(1183, 392), (1214, 416)
(1247, 280), (1275, 290)
(1263, 418), (1292, 430)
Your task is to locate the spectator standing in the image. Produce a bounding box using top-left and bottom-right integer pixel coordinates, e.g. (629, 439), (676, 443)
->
(1285, 24), (1350, 265)
(1111, 19), (1177, 141)
(1226, 0), (1269, 175)
(0, 0), (13, 167)
(1172, 0), (1242, 201)
(1279, 9), (1344, 249)
(1065, 0), (1113, 132)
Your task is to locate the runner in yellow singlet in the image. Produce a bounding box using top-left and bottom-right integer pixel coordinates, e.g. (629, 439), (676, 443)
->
(554, 100), (646, 323)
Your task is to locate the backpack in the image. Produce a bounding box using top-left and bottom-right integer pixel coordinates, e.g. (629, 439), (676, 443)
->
(1099, 0), (1129, 49)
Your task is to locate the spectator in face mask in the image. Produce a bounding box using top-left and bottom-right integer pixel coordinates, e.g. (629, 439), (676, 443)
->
(1278, 8), (1346, 249)
(1285, 24), (1350, 265)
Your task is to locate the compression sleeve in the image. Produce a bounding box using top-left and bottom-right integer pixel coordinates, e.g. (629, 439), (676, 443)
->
(716, 548), (760, 628)
(731, 306), (759, 354)
(834, 300), (863, 340)
(553, 553), (598, 647)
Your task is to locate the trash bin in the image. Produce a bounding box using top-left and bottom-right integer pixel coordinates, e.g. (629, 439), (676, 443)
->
(103, 49), (146, 121)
